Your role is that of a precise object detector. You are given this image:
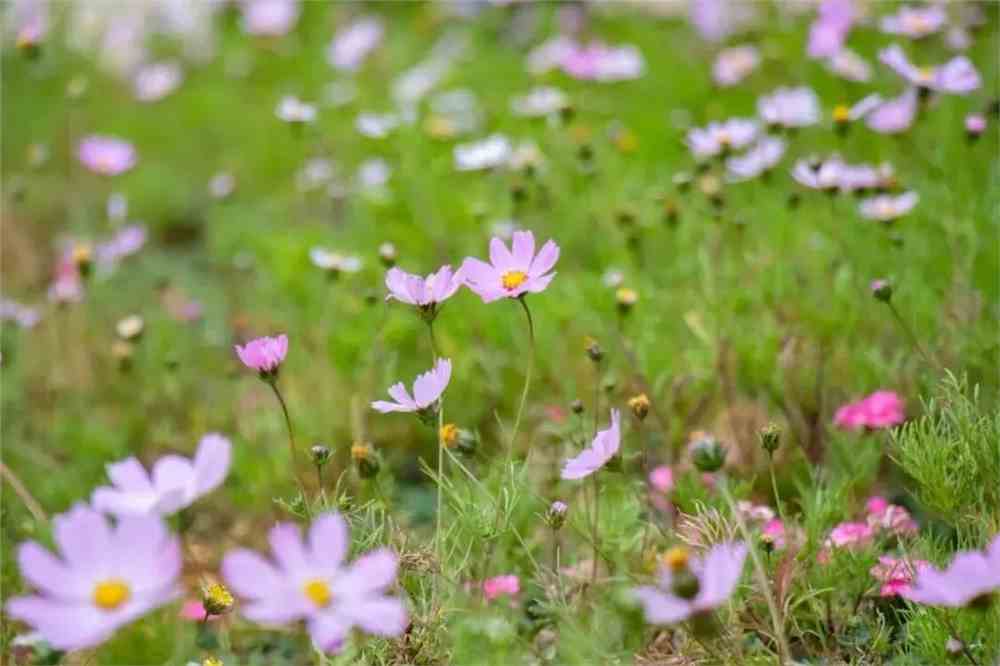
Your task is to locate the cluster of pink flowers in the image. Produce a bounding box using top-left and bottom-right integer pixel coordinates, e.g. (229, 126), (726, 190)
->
(77, 135), (137, 176)
(820, 496), (918, 562)
(834, 391), (905, 431)
(870, 556), (930, 597)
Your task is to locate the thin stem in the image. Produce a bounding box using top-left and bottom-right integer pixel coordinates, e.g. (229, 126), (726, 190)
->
(768, 455), (785, 524)
(0, 462), (48, 524)
(267, 380), (310, 511)
(509, 296), (536, 458)
(886, 301), (937, 368)
(591, 473), (601, 588)
(428, 318), (446, 594)
(941, 613), (980, 666)
(427, 318), (440, 360)
(719, 476), (791, 665)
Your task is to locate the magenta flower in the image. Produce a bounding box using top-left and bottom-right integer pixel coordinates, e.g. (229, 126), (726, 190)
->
(824, 521), (875, 550)
(461, 230), (559, 303)
(902, 535), (1000, 607)
(865, 89), (918, 134)
(758, 87), (820, 129)
(687, 119), (758, 160)
(859, 192), (919, 222)
(384, 265), (464, 314)
(726, 136), (786, 181)
(871, 556), (931, 597)
(880, 5), (946, 39)
(222, 512), (407, 653)
(965, 113), (987, 137)
(633, 542), (748, 625)
(807, 0), (854, 58)
(482, 575), (520, 602)
(648, 465), (675, 493)
(712, 45), (760, 87)
(242, 0), (299, 37)
(761, 519), (788, 550)
(559, 42), (644, 82)
(235, 334), (288, 378)
(879, 45), (981, 94)
(91, 433), (231, 517)
(77, 136), (136, 176)
(371, 358), (451, 415)
(5, 505), (180, 651)
(561, 409), (621, 480)
(834, 390), (905, 431)
(866, 500), (918, 537)
(327, 17), (383, 72)
(47, 251), (84, 304)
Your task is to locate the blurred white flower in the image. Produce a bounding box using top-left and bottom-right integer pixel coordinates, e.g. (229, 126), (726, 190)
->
(454, 135), (512, 172)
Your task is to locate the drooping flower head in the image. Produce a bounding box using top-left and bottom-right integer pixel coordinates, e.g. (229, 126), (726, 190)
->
(384, 265), (464, 320)
(235, 334), (288, 380)
(371, 358), (451, 423)
(758, 87), (820, 129)
(561, 409), (621, 480)
(222, 512), (407, 654)
(859, 192), (919, 222)
(461, 230), (558, 303)
(77, 135), (136, 176)
(834, 390), (905, 431)
(903, 535), (1000, 607)
(633, 542), (748, 625)
(879, 45), (981, 95)
(91, 433), (232, 517)
(5, 505), (181, 651)
(687, 119), (758, 161)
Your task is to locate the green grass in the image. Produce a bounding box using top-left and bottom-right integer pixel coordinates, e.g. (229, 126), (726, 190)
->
(2, 2), (999, 664)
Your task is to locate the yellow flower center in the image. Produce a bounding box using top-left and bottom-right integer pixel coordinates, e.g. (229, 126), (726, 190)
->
(662, 546), (690, 572)
(917, 66), (934, 83)
(303, 579), (333, 608)
(439, 423), (459, 448)
(93, 579), (131, 611)
(501, 270), (528, 291)
(833, 105), (850, 123)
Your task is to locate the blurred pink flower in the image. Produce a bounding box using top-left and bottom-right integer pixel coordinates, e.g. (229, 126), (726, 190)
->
(726, 136), (785, 181)
(690, 0), (756, 43)
(275, 96), (316, 124)
(561, 409), (620, 480)
(736, 501), (775, 524)
(879, 44), (981, 94)
(222, 512), (407, 654)
(482, 575), (520, 601)
(792, 156), (844, 190)
(648, 466), (675, 493)
(902, 535), (1000, 607)
(807, 0), (854, 58)
(859, 192), (919, 222)
(559, 42), (644, 82)
(77, 135), (136, 176)
(826, 521), (875, 549)
(865, 496), (889, 516)
(384, 265), (464, 310)
(825, 49), (871, 82)
(865, 89), (918, 134)
(5, 505), (180, 651)
(327, 17), (383, 71)
(179, 599), (220, 622)
(133, 62), (183, 103)
(0, 298), (41, 329)
(372, 358), (451, 414)
(96, 224), (146, 268)
(880, 5), (946, 39)
(870, 556), (931, 597)
(633, 542), (748, 625)
(242, 0), (299, 37)
(712, 45), (759, 87)
(834, 390), (905, 431)
(965, 113), (987, 137)
(758, 86), (820, 129)
(47, 250), (84, 304)
(687, 119), (758, 161)
(92, 433), (231, 517)
(867, 501), (918, 537)
(235, 334), (288, 376)
(761, 519), (788, 550)
(461, 230), (558, 303)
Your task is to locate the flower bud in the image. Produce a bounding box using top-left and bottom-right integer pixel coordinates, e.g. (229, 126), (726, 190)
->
(672, 172), (692, 193)
(544, 500), (568, 530)
(200, 582), (234, 617)
(758, 423), (781, 455)
(945, 638), (965, 657)
(439, 423), (459, 448)
(690, 434), (726, 473)
(570, 399), (584, 415)
(584, 337), (604, 363)
(203, 658), (224, 666)
(870, 279), (893, 303)
(72, 243), (93, 279)
(310, 444), (331, 468)
(351, 441), (380, 479)
(378, 242), (397, 267)
(627, 393), (650, 421)
(116, 315), (145, 341)
(616, 287), (638, 314)
(111, 340), (134, 370)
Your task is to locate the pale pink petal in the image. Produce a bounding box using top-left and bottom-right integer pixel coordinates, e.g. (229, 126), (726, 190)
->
(222, 549), (286, 600)
(308, 512), (349, 567)
(632, 587), (693, 625)
(17, 543), (88, 600)
(269, 523), (309, 574)
(106, 458), (153, 492)
(345, 597), (407, 636)
(488, 237), (514, 271)
(529, 240), (559, 277)
(308, 613), (351, 653)
(510, 230), (535, 269)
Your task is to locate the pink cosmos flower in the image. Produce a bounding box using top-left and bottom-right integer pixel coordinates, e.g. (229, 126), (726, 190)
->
(371, 358), (451, 414)
(826, 49), (872, 82)
(461, 230), (558, 303)
(5, 505), (180, 651)
(275, 96), (317, 124)
(792, 156), (844, 190)
(687, 119), (758, 161)
(758, 87), (820, 129)
(327, 17), (383, 72)
(133, 62), (183, 103)
(179, 599), (221, 622)
(559, 42), (644, 82)
(223, 512), (407, 653)
(77, 136), (136, 176)
(0, 298), (41, 329)
(633, 542), (748, 625)
(825, 521), (875, 550)
(736, 501), (775, 524)
(865, 89), (918, 134)
(726, 136), (785, 181)
(712, 45), (760, 87)
(561, 409), (621, 480)
(965, 113), (986, 137)
(879, 45), (981, 94)
(902, 535), (1000, 607)
(761, 519), (788, 550)
(384, 265), (464, 311)
(837, 164), (881, 193)
(648, 466), (675, 493)
(866, 496), (889, 516)
(91, 433), (231, 517)
(690, 0), (756, 43)
(859, 192), (919, 222)
(871, 556), (931, 597)
(834, 390), (905, 431)
(482, 575), (520, 601)
(880, 5), (946, 39)
(96, 224), (146, 268)
(235, 334), (288, 376)
(47, 250), (84, 304)
(807, 0), (854, 58)
(846, 93), (884, 122)
(867, 501), (918, 537)
(242, 0), (299, 37)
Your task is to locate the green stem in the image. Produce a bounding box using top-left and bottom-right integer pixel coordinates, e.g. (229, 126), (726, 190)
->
(719, 476), (790, 665)
(940, 613), (980, 666)
(768, 456), (785, 524)
(509, 296), (536, 459)
(591, 473), (600, 588)
(268, 380), (310, 514)
(887, 301), (937, 369)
